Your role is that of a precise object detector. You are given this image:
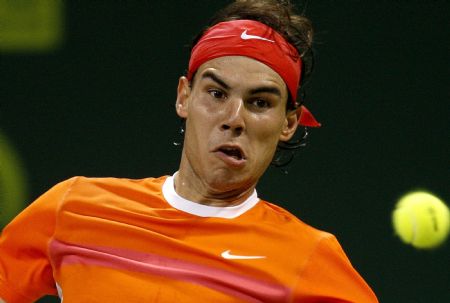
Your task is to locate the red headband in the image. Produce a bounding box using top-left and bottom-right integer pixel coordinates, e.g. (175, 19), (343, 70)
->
(188, 20), (320, 127)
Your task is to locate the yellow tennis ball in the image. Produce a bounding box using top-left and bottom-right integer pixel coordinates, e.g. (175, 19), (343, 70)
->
(0, 130), (28, 227)
(392, 191), (450, 249)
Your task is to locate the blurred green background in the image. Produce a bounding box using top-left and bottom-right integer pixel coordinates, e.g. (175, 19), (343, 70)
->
(1, 1), (449, 302)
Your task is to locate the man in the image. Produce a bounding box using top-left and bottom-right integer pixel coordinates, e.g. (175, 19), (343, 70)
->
(0, 1), (378, 302)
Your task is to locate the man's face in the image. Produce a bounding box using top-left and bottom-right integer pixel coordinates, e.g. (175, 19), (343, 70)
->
(176, 56), (298, 196)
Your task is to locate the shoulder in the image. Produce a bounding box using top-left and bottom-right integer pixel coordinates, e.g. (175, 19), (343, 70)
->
(53, 175), (169, 209)
(257, 200), (333, 249)
(256, 203), (379, 301)
(64, 175), (167, 193)
(258, 200), (330, 235)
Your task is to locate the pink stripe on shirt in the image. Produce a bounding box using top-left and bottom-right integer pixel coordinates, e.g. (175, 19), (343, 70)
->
(49, 239), (291, 302)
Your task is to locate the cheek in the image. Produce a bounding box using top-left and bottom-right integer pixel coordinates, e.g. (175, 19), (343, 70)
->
(250, 117), (285, 159)
(253, 113), (285, 141)
(184, 108), (216, 149)
(188, 95), (222, 126)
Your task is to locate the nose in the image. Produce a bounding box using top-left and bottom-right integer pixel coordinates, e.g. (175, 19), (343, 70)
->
(220, 98), (245, 135)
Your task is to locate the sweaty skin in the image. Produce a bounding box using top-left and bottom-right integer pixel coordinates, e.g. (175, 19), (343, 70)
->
(175, 56), (298, 207)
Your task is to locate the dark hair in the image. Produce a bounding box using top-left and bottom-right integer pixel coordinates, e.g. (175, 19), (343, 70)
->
(187, 0), (315, 167)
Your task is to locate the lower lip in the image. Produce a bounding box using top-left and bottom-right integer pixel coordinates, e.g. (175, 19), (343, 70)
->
(215, 151), (247, 168)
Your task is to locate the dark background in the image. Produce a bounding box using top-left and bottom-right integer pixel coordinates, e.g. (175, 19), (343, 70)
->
(1, 1), (449, 302)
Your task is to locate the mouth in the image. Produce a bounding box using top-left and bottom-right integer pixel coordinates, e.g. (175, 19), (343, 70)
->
(219, 146), (245, 160)
(214, 145), (247, 167)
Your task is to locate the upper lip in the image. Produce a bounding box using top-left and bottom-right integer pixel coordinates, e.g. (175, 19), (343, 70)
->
(213, 144), (247, 160)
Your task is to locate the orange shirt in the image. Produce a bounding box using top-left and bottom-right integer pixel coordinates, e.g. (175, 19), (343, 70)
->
(0, 175), (378, 302)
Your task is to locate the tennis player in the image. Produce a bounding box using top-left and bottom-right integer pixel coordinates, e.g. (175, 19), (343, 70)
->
(0, 1), (378, 302)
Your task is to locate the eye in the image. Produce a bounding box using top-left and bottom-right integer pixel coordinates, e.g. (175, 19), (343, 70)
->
(208, 89), (226, 100)
(249, 98), (271, 109)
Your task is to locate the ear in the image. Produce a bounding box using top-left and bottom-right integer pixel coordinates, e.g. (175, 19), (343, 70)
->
(279, 110), (299, 142)
(175, 76), (191, 118)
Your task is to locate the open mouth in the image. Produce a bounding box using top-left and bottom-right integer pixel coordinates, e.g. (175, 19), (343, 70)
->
(218, 146), (245, 161)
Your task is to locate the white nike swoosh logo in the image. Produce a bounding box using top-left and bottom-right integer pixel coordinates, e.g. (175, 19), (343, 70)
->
(240, 30), (275, 43)
(221, 250), (266, 260)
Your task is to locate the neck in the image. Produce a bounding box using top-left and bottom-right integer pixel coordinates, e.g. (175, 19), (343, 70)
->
(174, 163), (256, 207)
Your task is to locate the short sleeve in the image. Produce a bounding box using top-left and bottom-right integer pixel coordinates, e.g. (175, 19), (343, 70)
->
(293, 234), (378, 303)
(0, 178), (76, 303)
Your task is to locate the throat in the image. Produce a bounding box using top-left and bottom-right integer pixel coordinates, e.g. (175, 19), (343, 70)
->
(173, 170), (255, 207)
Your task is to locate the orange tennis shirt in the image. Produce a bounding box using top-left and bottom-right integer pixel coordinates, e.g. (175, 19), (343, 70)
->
(0, 175), (378, 302)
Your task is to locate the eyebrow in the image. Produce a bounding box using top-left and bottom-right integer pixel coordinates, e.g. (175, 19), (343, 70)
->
(201, 71), (230, 90)
(201, 70), (282, 97)
(249, 86), (281, 97)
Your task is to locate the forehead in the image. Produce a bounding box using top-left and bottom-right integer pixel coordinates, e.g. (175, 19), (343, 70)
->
(194, 56), (287, 92)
